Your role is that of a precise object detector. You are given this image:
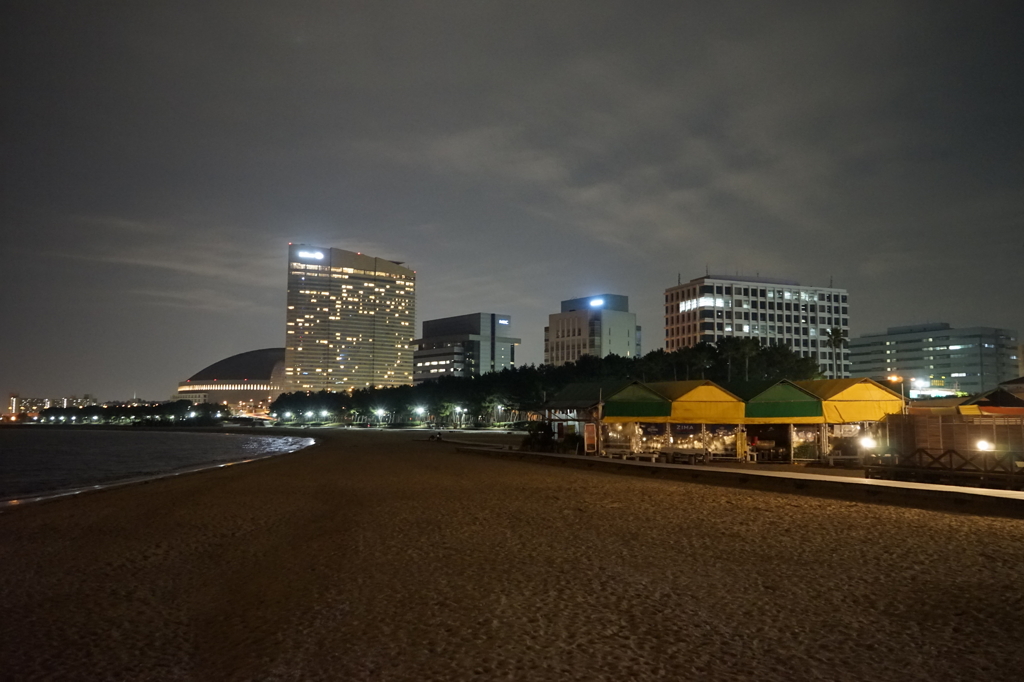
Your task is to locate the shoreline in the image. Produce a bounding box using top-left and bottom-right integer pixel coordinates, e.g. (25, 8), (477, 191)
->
(0, 429), (319, 509)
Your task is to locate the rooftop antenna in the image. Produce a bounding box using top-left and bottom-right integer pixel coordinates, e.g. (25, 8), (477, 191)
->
(677, 273), (681, 285)
(830, 275), (834, 287)
(705, 263), (709, 276)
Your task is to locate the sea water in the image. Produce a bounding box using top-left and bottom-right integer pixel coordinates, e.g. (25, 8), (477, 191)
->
(0, 428), (314, 501)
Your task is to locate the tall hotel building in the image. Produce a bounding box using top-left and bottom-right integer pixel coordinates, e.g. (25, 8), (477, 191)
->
(664, 275), (850, 377)
(285, 245), (416, 392)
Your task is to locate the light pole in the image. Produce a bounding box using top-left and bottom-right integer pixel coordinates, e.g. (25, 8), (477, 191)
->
(888, 375), (906, 414)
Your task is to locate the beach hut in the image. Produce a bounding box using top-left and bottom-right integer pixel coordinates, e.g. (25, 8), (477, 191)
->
(545, 381), (670, 456)
(790, 379), (905, 463)
(739, 381), (826, 462)
(632, 381), (747, 462)
(793, 379), (905, 423)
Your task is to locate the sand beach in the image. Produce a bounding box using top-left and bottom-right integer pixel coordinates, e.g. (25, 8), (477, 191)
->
(1, 430), (1022, 681)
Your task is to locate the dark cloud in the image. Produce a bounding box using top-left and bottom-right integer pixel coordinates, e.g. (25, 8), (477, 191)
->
(2, 0), (1021, 400)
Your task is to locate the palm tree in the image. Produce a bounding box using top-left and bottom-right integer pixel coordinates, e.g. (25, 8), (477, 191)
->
(823, 327), (849, 379)
(735, 337), (761, 382)
(716, 337), (742, 382)
(689, 342), (715, 380)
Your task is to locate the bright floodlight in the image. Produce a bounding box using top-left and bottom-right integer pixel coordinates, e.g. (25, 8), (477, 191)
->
(590, 298), (604, 307)
(283, 412), (292, 418)
(321, 410), (329, 417)
(888, 375), (901, 382)
(414, 407), (425, 415)
(305, 411), (314, 417)
(859, 437), (877, 449)
(977, 440), (993, 451)
(374, 409), (385, 417)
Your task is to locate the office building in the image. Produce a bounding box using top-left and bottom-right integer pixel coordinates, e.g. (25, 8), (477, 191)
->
(664, 275), (850, 377)
(544, 294), (641, 366)
(849, 323), (1019, 397)
(413, 313), (521, 384)
(285, 245), (416, 391)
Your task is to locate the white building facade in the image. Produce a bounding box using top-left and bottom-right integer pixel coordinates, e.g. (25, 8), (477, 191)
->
(664, 275), (851, 377)
(544, 294), (642, 366)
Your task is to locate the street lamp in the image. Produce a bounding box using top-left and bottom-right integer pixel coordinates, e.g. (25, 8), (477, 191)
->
(374, 408), (386, 426)
(888, 375), (906, 414)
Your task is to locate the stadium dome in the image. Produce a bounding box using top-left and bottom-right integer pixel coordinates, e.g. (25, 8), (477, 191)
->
(174, 348), (286, 415)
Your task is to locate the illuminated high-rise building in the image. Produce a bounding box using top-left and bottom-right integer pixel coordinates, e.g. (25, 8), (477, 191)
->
(285, 245), (416, 391)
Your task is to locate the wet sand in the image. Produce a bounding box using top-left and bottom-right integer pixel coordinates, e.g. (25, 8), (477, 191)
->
(1, 430), (1022, 681)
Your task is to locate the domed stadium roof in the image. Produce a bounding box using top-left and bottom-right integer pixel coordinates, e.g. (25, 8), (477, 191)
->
(186, 348), (285, 382)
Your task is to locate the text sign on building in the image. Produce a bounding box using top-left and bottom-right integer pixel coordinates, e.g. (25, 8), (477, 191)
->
(497, 318), (510, 325)
(297, 250), (324, 260)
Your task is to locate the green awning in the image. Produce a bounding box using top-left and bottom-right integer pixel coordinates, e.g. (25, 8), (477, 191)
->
(745, 381), (823, 422)
(603, 383), (672, 418)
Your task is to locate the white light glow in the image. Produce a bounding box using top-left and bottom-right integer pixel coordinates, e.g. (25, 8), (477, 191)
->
(298, 250), (324, 260)
(590, 298), (604, 307)
(859, 437), (877, 449)
(977, 440), (993, 451)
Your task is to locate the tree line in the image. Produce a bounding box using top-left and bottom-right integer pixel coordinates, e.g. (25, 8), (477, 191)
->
(270, 339), (822, 426)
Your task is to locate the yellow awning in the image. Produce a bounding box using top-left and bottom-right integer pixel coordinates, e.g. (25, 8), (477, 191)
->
(646, 381), (746, 424)
(794, 379), (905, 423)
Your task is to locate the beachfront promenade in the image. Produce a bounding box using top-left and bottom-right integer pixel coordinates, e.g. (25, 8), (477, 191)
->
(2, 431), (1022, 680)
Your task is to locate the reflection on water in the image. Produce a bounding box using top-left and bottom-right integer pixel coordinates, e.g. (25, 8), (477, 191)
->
(0, 430), (314, 500)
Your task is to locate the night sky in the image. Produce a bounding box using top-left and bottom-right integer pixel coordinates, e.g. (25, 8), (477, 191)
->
(2, 1), (1022, 402)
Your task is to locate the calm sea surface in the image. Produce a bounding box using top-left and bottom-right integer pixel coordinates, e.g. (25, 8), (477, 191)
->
(0, 429), (314, 501)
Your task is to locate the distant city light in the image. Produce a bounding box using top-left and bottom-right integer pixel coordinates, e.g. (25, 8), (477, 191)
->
(977, 440), (993, 451)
